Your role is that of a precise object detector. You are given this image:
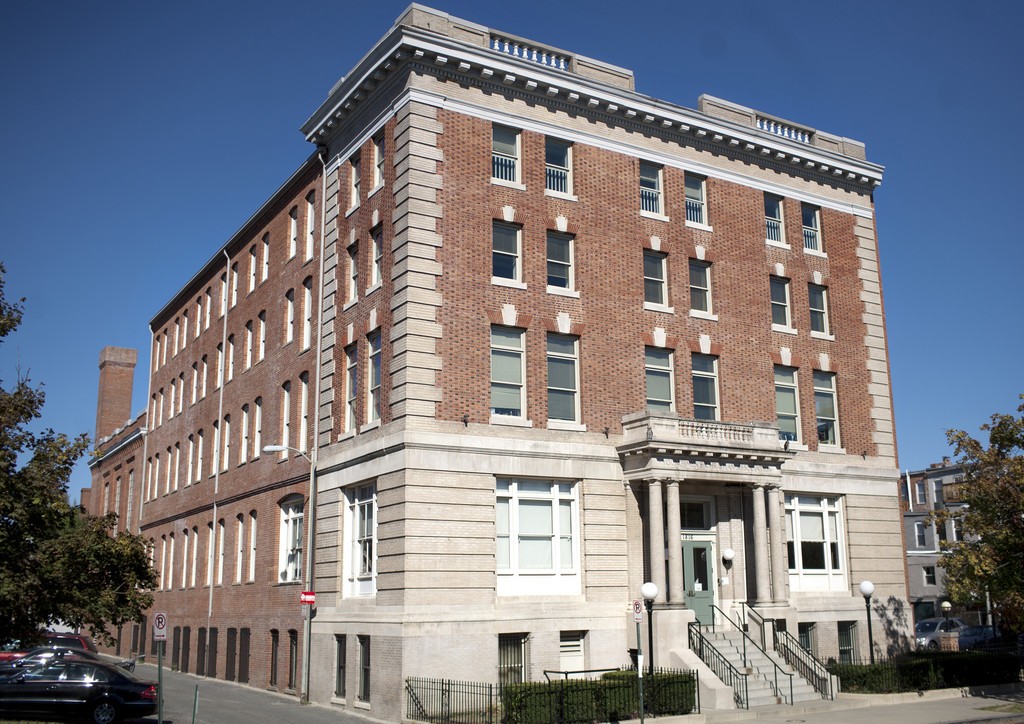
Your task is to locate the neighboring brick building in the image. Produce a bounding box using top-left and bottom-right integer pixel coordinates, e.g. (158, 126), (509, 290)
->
(86, 5), (908, 719)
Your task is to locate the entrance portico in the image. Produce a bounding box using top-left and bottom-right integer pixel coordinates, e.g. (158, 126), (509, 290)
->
(619, 411), (794, 623)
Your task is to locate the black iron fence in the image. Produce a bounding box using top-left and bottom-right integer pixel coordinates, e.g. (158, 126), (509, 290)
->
(828, 647), (1022, 694)
(406, 667), (698, 724)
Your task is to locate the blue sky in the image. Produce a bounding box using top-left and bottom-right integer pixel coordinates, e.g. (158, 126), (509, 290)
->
(1, 1), (1021, 504)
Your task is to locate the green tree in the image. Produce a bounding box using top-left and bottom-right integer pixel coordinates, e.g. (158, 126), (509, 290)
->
(940, 396), (1024, 632)
(0, 263), (156, 645)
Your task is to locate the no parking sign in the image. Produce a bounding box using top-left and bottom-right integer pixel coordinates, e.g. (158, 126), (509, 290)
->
(153, 611), (168, 641)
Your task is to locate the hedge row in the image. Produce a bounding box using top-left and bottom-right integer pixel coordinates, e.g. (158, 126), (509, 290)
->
(500, 670), (696, 724)
(830, 651), (1020, 694)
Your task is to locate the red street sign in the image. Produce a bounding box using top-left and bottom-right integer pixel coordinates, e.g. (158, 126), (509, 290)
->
(300, 591), (315, 605)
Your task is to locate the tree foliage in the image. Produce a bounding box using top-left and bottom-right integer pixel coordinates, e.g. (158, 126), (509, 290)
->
(939, 396), (1024, 631)
(0, 263), (156, 645)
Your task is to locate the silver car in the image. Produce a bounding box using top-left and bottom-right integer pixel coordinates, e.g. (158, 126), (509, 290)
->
(915, 617), (968, 649)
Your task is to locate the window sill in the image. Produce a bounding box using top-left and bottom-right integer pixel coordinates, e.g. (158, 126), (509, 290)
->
(639, 210), (670, 223)
(783, 441), (809, 452)
(338, 430), (356, 442)
(546, 286), (580, 298)
(817, 444), (846, 455)
(810, 331), (835, 341)
(491, 178), (526, 191)
(548, 420), (586, 432)
(367, 183), (384, 199)
(685, 220), (713, 233)
(766, 239), (791, 250)
(343, 298), (358, 311)
(491, 277), (527, 290)
(772, 324), (798, 335)
(355, 701), (371, 711)
(364, 282), (382, 296)
(490, 414), (533, 428)
(689, 309), (718, 321)
(345, 203), (360, 218)
(330, 696), (347, 706)
(803, 248), (827, 259)
(544, 189), (578, 202)
(644, 302), (675, 314)
(275, 580), (303, 586)
(359, 419), (381, 434)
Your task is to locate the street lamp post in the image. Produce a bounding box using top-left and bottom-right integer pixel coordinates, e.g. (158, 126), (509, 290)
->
(264, 444), (316, 703)
(640, 582), (658, 676)
(859, 580), (875, 664)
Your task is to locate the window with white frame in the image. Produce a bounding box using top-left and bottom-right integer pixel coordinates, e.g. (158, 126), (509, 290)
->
(245, 321), (253, 370)
(684, 173), (707, 226)
(373, 136), (385, 189)
(691, 353), (719, 421)
(492, 125), (520, 184)
(546, 231), (574, 291)
(221, 415), (231, 471)
(785, 494), (846, 591)
(227, 335), (235, 382)
(639, 161), (662, 215)
(289, 206), (299, 258)
(280, 382), (291, 456)
(802, 203), (822, 253)
(492, 221), (522, 284)
(367, 331), (381, 423)
(180, 529), (189, 587)
(770, 276), (792, 330)
(689, 259), (712, 314)
(217, 518), (225, 584)
(167, 534), (175, 589)
(231, 263), (239, 307)
(643, 250), (668, 307)
(347, 245), (358, 304)
(302, 278), (312, 350)
(220, 273), (227, 317)
(195, 430), (204, 483)
(345, 343), (358, 434)
(349, 155), (361, 210)
(258, 311), (266, 361)
(496, 478), (579, 595)
(774, 366), (801, 442)
(249, 246), (257, 292)
(189, 525), (198, 587)
(240, 404), (250, 463)
(205, 288), (212, 329)
(248, 511), (257, 581)
(187, 435), (195, 484)
(261, 233), (270, 282)
(645, 347), (674, 411)
(914, 520), (927, 548)
(206, 522), (214, 586)
(182, 311), (189, 348)
(545, 138), (572, 195)
(253, 398), (262, 458)
(235, 515), (244, 583)
(345, 483), (376, 597)
(369, 226), (383, 289)
(491, 326), (525, 418)
(546, 334), (580, 424)
(285, 289), (295, 344)
(305, 191), (315, 261)
(765, 193), (785, 244)
(279, 497), (304, 583)
(923, 566), (936, 586)
(813, 371), (840, 446)
(808, 284), (831, 336)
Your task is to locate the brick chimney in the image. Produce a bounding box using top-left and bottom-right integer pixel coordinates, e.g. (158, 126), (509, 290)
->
(95, 346), (137, 442)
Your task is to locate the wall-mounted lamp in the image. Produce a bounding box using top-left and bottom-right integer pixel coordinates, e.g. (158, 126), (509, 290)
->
(719, 547), (735, 586)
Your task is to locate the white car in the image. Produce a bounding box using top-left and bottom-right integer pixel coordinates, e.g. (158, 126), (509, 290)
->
(915, 617), (968, 649)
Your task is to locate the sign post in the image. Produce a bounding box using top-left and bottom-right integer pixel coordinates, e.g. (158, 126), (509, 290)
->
(632, 600), (645, 724)
(153, 612), (167, 724)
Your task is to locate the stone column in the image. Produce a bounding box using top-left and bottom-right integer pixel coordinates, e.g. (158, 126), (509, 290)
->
(647, 480), (667, 603)
(767, 485), (788, 605)
(665, 479), (683, 604)
(752, 484), (772, 606)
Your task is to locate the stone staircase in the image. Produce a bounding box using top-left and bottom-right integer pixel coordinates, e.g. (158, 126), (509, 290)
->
(703, 629), (823, 707)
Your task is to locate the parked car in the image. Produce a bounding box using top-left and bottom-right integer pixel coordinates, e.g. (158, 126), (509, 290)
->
(0, 657), (157, 724)
(958, 624), (999, 651)
(0, 641), (25, 664)
(45, 631), (99, 654)
(0, 647), (136, 674)
(915, 617), (969, 649)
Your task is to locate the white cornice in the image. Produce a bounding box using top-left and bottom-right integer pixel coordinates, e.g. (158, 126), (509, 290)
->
(305, 24), (883, 193)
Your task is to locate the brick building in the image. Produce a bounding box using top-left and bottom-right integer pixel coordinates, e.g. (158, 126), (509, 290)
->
(86, 5), (909, 719)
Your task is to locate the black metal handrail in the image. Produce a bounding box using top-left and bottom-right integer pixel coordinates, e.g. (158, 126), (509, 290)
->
(689, 619), (749, 709)
(771, 623), (835, 700)
(741, 603), (767, 650)
(714, 604), (794, 705)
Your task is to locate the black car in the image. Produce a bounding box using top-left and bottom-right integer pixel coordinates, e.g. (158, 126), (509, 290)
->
(0, 647), (136, 674)
(0, 657), (157, 723)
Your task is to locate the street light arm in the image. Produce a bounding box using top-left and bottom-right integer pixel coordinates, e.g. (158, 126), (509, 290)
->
(262, 443), (312, 463)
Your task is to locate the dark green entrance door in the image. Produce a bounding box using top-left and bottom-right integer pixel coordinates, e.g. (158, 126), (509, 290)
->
(682, 541), (714, 622)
